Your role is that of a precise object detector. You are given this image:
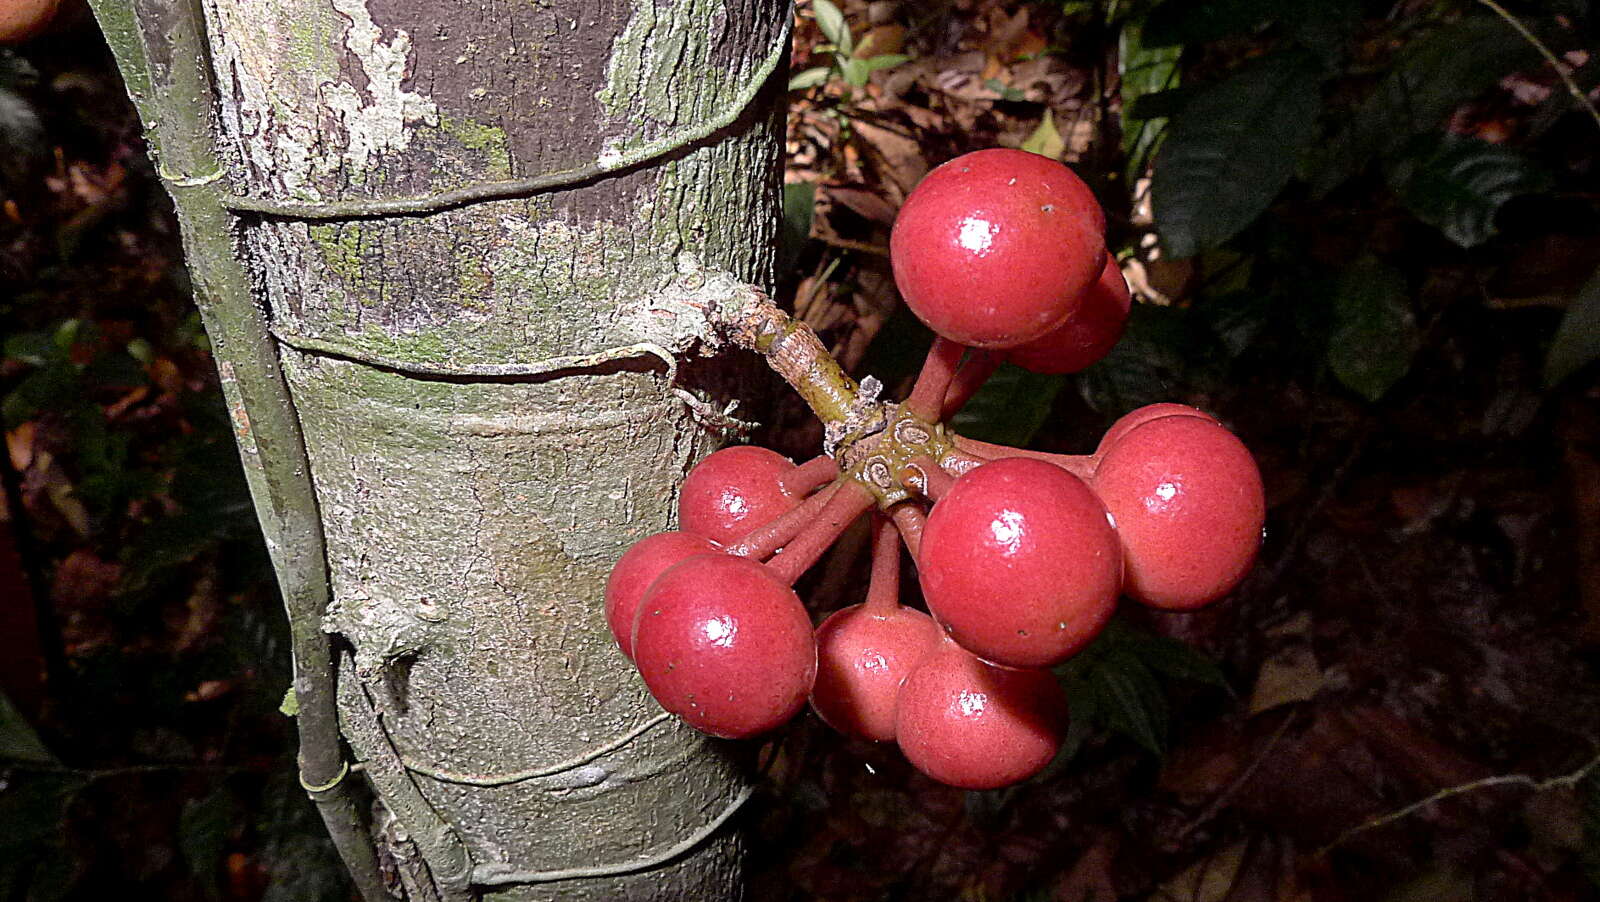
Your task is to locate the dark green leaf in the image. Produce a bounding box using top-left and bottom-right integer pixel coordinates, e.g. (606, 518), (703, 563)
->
(1388, 135), (1551, 247)
(1143, 0), (1280, 47)
(180, 787), (235, 899)
(779, 181), (817, 276)
(1152, 50), (1324, 258)
(1126, 85), (1201, 121)
(1546, 264), (1600, 388)
(1203, 291), (1272, 358)
(1308, 17), (1546, 194)
(0, 690), (54, 765)
(950, 363), (1066, 447)
(1092, 649), (1169, 754)
(1284, 0), (1360, 63)
(1123, 635), (1231, 690)
(1078, 304), (1201, 413)
(1325, 258), (1418, 401)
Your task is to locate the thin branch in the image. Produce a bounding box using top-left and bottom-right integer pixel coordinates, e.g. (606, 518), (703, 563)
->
(1317, 745), (1600, 857)
(1477, 0), (1600, 131)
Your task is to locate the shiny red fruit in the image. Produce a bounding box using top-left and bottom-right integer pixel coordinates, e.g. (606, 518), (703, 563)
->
(1092, 415), (1265, 610)
(0, 0), (59, 43)
(632, 554), (817, 739)
(919, 458), (1121, 668)
(1005, 252), (1132, 374)
(890, 148), (1106, 349)
(1093, 402), (1218, 463)
(810, 603), (943, 742)
(604, 531), (721, 660)
(895, 638), (1069, 789)
(678, 446), (802, 544)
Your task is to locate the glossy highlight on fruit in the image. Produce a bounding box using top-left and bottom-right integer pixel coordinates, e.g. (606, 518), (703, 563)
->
(678, 446), (803, 544)
(1092, 415), (1265, 610)
(1005, 251), (1132, 374)
(632, 553), (817, 739)
(810, 603), (943, 742)
(891, 148), (1107, 349)
(895, 638), (1069, 789)
(604, 531), (720, 660)
(919, 458), (1121, 668)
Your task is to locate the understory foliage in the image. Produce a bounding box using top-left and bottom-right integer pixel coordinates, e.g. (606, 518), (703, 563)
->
(1, 0), (1599, 899)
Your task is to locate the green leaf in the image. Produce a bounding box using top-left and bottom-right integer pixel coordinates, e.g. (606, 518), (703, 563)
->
(983, 77), (1028, 102)
(279, 687), (300, 717)
(1078, 304), (1201, 414)
(812, 0), (851, 55)
(1123, 635), (1230, 690)
(1325, 258), (1418, 401)
(1546, 265), (1600, 388)
(1151, 50), (1324, 258)
(1119, 23), (1182, 175)
(0, 689), (55, 765)
(787, 66), (831, 91)
(778, 181), (816, 277)
(180, 786), (235, 898)
(1387, 135), (1551, 248)
(863, 53), (911, 72)
(1127, 85), (1200, 121)
(1203, 290), (1272, 358)
(1308, 16), (1545, 194)
(840, 56), (870, 88)
(1091, 648), (1168, 754)
(1020, 109), (1065, 160)
(950, 362), (1066, 447)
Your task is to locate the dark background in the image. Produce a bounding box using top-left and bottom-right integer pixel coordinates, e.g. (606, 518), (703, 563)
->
(2, 0), (1599, 899)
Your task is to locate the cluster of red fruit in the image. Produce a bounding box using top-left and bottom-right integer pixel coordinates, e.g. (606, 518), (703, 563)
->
(604, 149), (1265, 790)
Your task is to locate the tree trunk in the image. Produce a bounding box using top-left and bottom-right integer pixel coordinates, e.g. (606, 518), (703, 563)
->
(89, 0), (788, 898)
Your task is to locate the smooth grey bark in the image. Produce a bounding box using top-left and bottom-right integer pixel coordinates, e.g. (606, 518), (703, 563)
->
(91, 0), (787, 898)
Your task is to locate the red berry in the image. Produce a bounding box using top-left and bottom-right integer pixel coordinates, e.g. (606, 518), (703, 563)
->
(1091, 415), (1265, 610)
(890, 148), (1107, 349)
(895, 638), (1068, 789)
(604, 531), (721, 660)
(632, 554), (817, 739)
(678, 446), (803, 544)
(810, 603), (943, 742)
(919, 458), (1121, 668)
(1004, 252), (1132, 374)
(0, 0), (59, 43)
(1093, 403), (1218, 463)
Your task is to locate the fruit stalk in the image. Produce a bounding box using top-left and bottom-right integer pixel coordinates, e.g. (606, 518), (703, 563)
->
(764, 481), (876, 585)
(863, 515), (902, 615)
